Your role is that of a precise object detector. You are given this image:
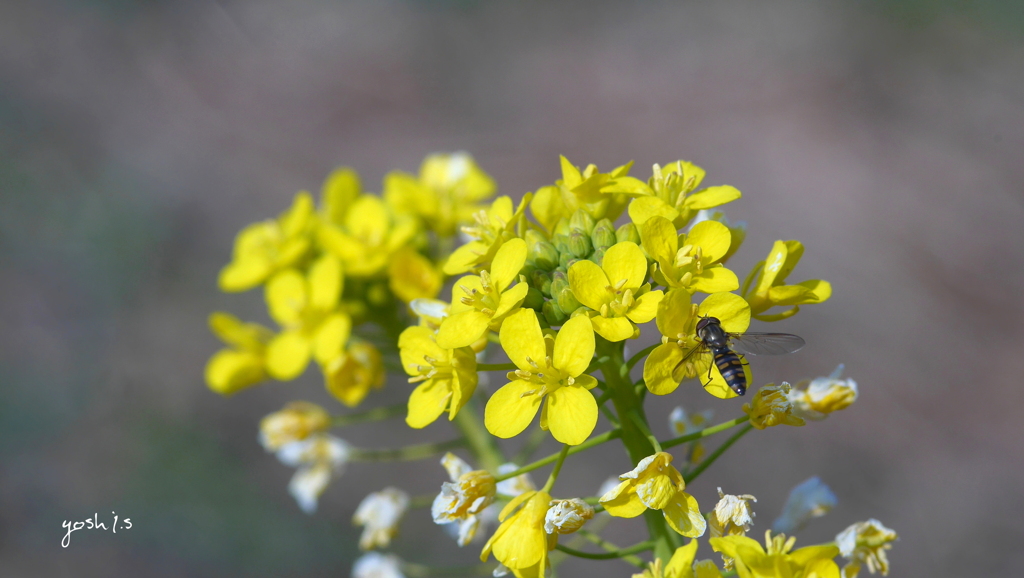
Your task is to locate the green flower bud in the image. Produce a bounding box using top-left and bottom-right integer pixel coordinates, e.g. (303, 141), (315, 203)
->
(556, 287), (582, 314)
(531, 270), (553, 296)
(523, 228), (548, 247)
(558, 251), (577, 270)
(616, 222), (641, 245)
(569, 209), (596, 236)
(590, 247), (606, 266)
(591, 218), (617, 250)
(549, 270), (569, 297)
(542, 300), (568, 326)
(568, 231), (593, 259)
(531, 241), (560, 270)
(553, 217), (572, 237)
(523, 286), (546, 310)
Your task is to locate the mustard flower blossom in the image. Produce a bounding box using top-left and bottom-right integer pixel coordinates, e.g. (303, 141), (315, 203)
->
(480, 491), (555, 578)
(354, 487), (410, 550)
(275, 433), (351, 514)
(772, 477), (838, 535)
(319, 167), (361, 226)
(263, 255), (351, 380)
(259, 401), (331, 451)
(484, 310), (598, 445)
(644, 290), (751, 399)
(568, 241), (664, 341)
(530, 156), (634, 232)
(318, 194), (419, 277)
(544, 498), (594, 535)
(709, 488), (757, 538)
(836, 519), (897, 577)
(789, 364), (858, 421)
(617, 160), (741, 229)
(641, 216), (739, 294)
(743, 383), (806, 430)
(600, 452), (706, 537)
(218, 192), (314, 292)
(323, 341), (386, 407)
(432, 453), (497, 547)
(633, 540), (721, 578)
(710, 530), (841, 578)
(399, 326), (478, 428)
(352, 552), (406, 578)
(742, 240), (832, 321)
(388, 247), (443, 304)
(691, 209), (746, 264)
(435, 238), (530, 349)
(205, 312), (273, 395)
(384, 152), (496, 237)
(444, 195), (530, 275)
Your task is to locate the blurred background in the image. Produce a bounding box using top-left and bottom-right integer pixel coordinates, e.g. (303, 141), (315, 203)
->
(2, 0), (1023, 576)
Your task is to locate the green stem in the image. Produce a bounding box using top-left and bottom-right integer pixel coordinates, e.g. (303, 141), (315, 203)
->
(494, 429), (621, 481)
(661, 416), (750, 450)
(628, 410), (662, 453)
(577, 529), (645, 568)
(541, 444), (571, 493)
(514, 425), (550, 464)
(684, 424), (754, 483)
(477, 362), (517, 372)
(555, 540), (654, 560)
(351, 438), (464, 461)
(331, 403), (406, 427)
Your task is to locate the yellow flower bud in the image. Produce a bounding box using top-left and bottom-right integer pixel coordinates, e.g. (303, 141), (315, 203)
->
(543, 498), (594, 535)
(790, 364), (858, 420)
(743, 382), (806, 430)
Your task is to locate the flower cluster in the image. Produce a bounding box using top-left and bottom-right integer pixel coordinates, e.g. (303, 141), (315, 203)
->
(207, 153), (894, 578)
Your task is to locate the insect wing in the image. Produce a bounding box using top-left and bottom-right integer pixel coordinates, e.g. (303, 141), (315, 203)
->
(675, 342), (713, 378)
(728, 332), (805, 356)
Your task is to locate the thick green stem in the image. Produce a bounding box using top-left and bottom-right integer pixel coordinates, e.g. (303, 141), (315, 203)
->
(596, 337), (676, 565)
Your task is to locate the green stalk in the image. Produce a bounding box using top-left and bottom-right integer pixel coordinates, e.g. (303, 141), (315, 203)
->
(684, 424), (754, 483)
(661, 416), (750, 450)
(577, 529), (645, 568)
(331, 402), (406, 427)
(494, 429), (621, 481)
(541, 444), (571, 493)
(555, 540), (654, 560)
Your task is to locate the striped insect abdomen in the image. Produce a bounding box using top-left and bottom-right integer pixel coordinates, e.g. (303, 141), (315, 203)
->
(711, 346), (747, 395)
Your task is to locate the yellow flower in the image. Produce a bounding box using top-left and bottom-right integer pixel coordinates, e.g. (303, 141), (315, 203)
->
(388, 247), (443, 304)
(218, 192), (315, 293)
(772, 477), (837, 535)
(318, 194), (420, 277)
(435, 238), (529, 349)
(641, 216), (739, 294)
(710, 488), (758, 539)
(353, 487), (410, 550)
(692, 209), (746, 264)
(263, 255), (351, 380)
(568, 241), (664, 341)
(481, 490), (555, 577)
(530, 156), (634, 232)
(789, 364), (858, 420)
(644, 290), (751, 399)
(599, 452), (706, 537)
(323, 341), (385, 407)
(319, 167), (361, 226)
(399, 326), (478, 428)
(444, 195), (531, 275)
(742, 240), (832, 321)
(743, 383), (806, 430)
(710, 531), (841, 578)
(484, 310), (598, 445)
(632, 540), (720, 578)
(432, 453), (497, 546)
(836, 519), (897, 577)
(259, 401), (331, 451)
(543, 498), (594, 535)
(616, 161), (741, 229)
(384, 152), (496, 237)
(205, 312), (273, 395)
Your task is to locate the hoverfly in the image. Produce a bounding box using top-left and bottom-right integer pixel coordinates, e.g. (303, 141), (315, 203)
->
(689, 316), (805, 396)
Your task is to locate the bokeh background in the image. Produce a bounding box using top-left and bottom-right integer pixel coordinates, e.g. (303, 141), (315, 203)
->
(3, 0), (1024, 576)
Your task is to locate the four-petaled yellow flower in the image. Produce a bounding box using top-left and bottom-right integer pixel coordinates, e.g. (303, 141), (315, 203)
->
(632, 540), (723, 578)
(388, 247), (443, 304)
(318, 194), (419, 277)
(481, 490), (555, 578)
(743, 382), (806, 430)
(742, 240), (832, 321)
(485, 309), (598, 445)
(205, 312), (273, 395)
(530, 156), (634, 232)
(600, 452), (706, 537)
(384, 152), (496, 238)
(568, 241), (664, 341)
(263, 255), (351, 380)
(444, 195), (531, 275)
(710, 530), (841, 578)
(616, 160), (741, 229)
(644, 291), (751, 399)
(641, 216), (739, 294)
(399, 326), (478, 428)
(323, 341), (386, 407)
(435, 238), (530, 349)
(219, 192), (315, 292)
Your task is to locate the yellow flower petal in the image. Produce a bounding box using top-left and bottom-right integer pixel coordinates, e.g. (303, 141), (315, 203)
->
(686, 221), (732, 264)
(208, 312), (271, 350)
(389, 248), (442, 303)
(218, 256), (273, 292)
(655, 289), (693, 338)
(698, 293), (751, 334)
(265, 330), (311, 380)
(494, 282), (529, 321)
(398, 326), (446, 373)
(690, 266), (739, 294)
(436, 310), (491, 349)
(665, 540), (699, 577)
(629, 196), (680, 226)
(308, 255), (343, 312)
(406, 378), (453, 429)
(602, 242), (647, 290)
(663, 491), (707, 537)
(499, 309), (546, 372)
(591, 316), (636, 342)
(205, 349), (264, 395)
(640, 216), (679, 264)
(552, 315), (595, 377)
(319, 167), (361, 225)
(545, 386), (598, 445)
(490, 238), (528, 291)
(313, 313), (352, 365)
(485, 380), (543, 439)
(644, 343), (686, 395)
(449, 275), (483, 315)
(568, 260), (610, 311)
(600, 481), (648, 518)
(627, 290), (663, 324)
(685, 185), (741, 211)
(265, 270), (307, 326)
